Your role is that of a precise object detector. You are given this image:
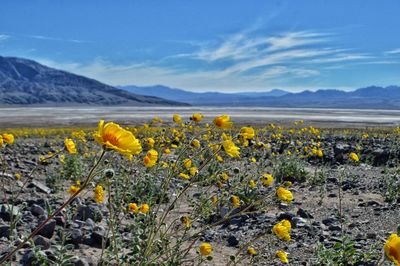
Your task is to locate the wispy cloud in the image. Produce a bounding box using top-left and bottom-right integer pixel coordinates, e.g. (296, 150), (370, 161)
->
(0, 34), (10, 41)
(31, 28), (394, 92)
(385, 48), (400, 55)
(192, 31), (329, 62)
(28, 34), (91, 43)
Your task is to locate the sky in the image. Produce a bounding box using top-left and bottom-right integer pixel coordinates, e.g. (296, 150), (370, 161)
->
(1, 0), (400, 93)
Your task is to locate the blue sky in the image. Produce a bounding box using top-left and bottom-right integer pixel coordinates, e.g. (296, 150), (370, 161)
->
(1, 0), (400, 92)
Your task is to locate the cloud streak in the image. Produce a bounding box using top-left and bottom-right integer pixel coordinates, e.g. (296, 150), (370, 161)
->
(27, 34), (91, 43)
(31, 28), (396, 92)
(0, 34), (10, 42)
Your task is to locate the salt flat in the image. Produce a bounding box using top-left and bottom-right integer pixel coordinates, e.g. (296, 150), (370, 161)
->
(1, 106), (400, 127)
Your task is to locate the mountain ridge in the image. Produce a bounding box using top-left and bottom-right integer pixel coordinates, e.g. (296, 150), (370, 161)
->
(0, 56), (187, 106)
(119, 84), (400, 109)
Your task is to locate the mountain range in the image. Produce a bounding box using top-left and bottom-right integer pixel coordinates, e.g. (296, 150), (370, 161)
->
(120, 85), (400, 109)
(118, 85), (288, 105)
(1, 55), (400, 109)
(0, 56), (186, 106)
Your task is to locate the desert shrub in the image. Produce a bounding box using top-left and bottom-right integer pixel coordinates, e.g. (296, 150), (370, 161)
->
(273, 157), (308, 183)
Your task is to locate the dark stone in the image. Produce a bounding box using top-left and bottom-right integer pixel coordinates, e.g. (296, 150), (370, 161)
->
(0, 224), (11, 238)
(77, 205), (103, 223)
(328, 225), (341, 231)
(322, 218), (337, 226)
(33, 235), (51, 250)
(0, 204), (20, 221)
(68, 229), (83, 245)
(73, 258), (90, 266)
(87, 226), (109, 248)
(31, 204), (46, 217)
(227, 235), (239, 247)
(37, 219), (56, 238)
(297, 208), (314, 219)
(276, 212), (295, 221)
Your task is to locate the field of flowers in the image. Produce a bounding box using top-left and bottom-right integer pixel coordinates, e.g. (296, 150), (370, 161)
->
(0, 114), (399, 265)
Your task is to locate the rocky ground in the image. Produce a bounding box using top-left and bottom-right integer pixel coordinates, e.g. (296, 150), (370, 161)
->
(1, 132), (400, 266)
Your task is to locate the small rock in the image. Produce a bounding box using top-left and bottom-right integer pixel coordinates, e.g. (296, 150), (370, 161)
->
(68, 229), (83, 245)
(322, 217), (337, 226)
(29, 180), (52, 194)
(0, 204), (20, 221)
(33, 235), (51, 250)
(0, 224), (11, 238)
(328, 225), (341, 231)
(277, 212), (295, 221)
(77, 205), (103, 222)
(88, 226), (108, 248)
(73, 258), (90, 266)
(297, 208), (314, 219)
(37, 219), (56, 238)
(366, 232), (377, 239)
(227, 235), (239, 247)
(31, 204), (46, 217)
(292, 217), (307, 228)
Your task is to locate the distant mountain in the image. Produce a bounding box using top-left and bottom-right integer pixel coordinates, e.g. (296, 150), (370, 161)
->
(0, 56), (187, 106)
(118, 85), (289, 105)
(120, 84), (400, 109)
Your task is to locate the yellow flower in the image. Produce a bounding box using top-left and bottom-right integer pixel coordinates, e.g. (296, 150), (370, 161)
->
(217, 154), (223, 162)
(93, 120), (142, 159)
(317, 149), (323, 158)
(249, 179), (256, 188)
(191, 139), (201, 149)
(180, 216), (191, 228)
(173, 114), (182, 123)
(276, 187), (294, 203)
(146, 137), (155, 147)
(221, 172), (229, 181)
(128, 203), (139, 213)
(0, 136), (3, 148)
(2, 133), (14, 144)
(384, 233), (400, 266)
(199, 242), (212, 256)
(139, 204), (150, 214)
(179, 173), (190, 179)
(144, 149), (158, 167)
(94, 185), (105, 203)
(272, 220), (292, 241)
(222, 139), (240, 158)
(231, 195), (241, 208)
(213, 115), (233, 129)
(349, 152), (359, 162)
(64, 138), (77, 154)
(68, 183), (80, 195)
(191, 113), (204, 122)
(261, 173), (274, 186)
(189, 167), (198, 176)
(240, 127), (255, 140)
(183, 158), (192, 168)
(164, 148), (171, 154)
(247, 247), (257, 256)
(211, 195), (218, 204)
(276, 250), (289, 263)
(14, 173), (21, 180)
